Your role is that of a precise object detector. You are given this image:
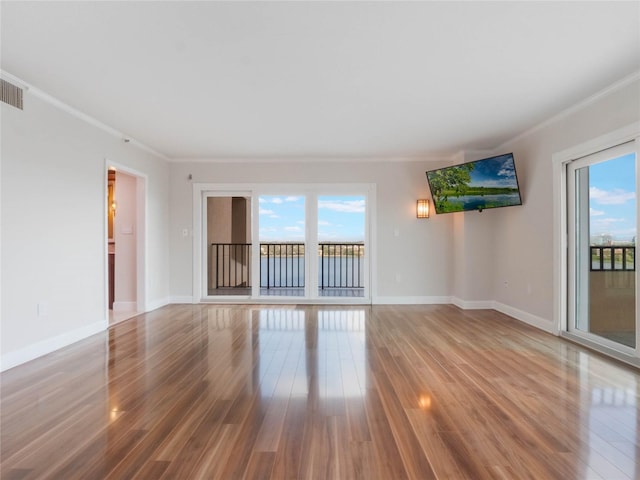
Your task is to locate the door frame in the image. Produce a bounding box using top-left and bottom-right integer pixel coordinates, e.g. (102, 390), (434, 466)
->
(552, 122), (640, 364)
(566, 142), (637, 355)
(192, 182), (375, 304)
(104, 159), (148, 320)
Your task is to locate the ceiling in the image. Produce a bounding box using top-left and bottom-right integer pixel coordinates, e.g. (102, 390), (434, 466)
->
(1, 1), (639, 160)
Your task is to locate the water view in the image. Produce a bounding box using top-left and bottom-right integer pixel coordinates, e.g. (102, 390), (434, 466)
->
(444, 192), (521, 211)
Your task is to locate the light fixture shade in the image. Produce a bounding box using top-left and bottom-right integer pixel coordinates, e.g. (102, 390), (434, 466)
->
(417, 199), (430, 218)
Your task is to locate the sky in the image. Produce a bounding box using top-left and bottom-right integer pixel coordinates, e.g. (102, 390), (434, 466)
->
(259, 195), (365, 242)
(589, 152), (636, 243)
(468, 154), (519, 188)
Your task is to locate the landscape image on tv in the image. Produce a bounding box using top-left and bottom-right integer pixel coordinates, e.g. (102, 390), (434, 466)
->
(426, 153), (522, 214)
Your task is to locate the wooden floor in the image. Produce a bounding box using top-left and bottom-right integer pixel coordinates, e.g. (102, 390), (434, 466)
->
(2, 304), (640, 479)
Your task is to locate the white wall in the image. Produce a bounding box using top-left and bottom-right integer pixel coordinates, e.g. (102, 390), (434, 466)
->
(487, 77), (640, 330)
(169, 160), (455, 302)
(1, 89), (170, 370)
(2, 72), (637, 371)
(168, 76), (640, 328)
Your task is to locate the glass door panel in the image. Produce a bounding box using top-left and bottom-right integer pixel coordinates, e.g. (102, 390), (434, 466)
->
(317, 195), (366, 298)
(569, 146), (636, 349)
(258, 195), (306, 297)
(206, 196), (252, 296)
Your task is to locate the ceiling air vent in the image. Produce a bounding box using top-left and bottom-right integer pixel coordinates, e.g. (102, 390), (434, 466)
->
(1, 78), (24, 110)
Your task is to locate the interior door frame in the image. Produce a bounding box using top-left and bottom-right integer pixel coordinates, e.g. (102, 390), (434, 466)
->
(192, 182), (375, 304)
(104, 159), (147, 320)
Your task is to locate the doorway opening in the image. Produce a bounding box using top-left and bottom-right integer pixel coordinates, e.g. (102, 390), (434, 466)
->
(106, 163), (146, 325)
(207, 196), (252, 296)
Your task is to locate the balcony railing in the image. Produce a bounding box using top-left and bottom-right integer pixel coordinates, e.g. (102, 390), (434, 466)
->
(210, 243), (251, 288)
(210, 242), (365, 292)
(590, 246), (635, 271)
(319, 243), (364, 290)
(261, 243), (305, 289)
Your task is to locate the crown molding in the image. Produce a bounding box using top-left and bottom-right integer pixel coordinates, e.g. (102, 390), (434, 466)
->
(495, 70), (640, 152)
(0, 69), (171, 162)
(169, 154), (457, 164)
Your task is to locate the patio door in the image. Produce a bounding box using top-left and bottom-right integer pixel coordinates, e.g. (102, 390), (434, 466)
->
(195, 183), (373, 304)
(257, 194), (306, 298)
(567, 142), (637, 351)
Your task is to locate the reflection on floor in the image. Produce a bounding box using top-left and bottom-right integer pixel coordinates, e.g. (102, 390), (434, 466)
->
(207, 287), (364, 297)
(5, 304), (640, 479)
(594, 330), (636, 348)
(108, 309), (141, 326)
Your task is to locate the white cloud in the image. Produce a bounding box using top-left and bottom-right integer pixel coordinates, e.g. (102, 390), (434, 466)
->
(318, 200), (365, 213)
(590, 208), (605, 216)
(318, 220), (331, 226)
(297, 220), (305, 225)
(259, 208), (275, 215)
(497, 167), (515, 178)
(269, 214), (279, 219)
(284, 226), (302, 232)
(590, 187), (635, 205)
(285, 196), (299, 202)
(591, 217), (626, 231)
(259, 198), (266, 203)
(271, 197), (284, 204)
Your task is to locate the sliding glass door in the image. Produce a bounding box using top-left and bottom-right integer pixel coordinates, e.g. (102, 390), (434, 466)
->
(258, 195), (306, 298)
(567, 142), (637, 351)
(196, 184), (373, 303)
(317, 195), (366, 298)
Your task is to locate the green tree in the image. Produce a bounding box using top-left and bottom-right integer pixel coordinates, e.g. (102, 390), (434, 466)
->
(428, 164), (474, 211)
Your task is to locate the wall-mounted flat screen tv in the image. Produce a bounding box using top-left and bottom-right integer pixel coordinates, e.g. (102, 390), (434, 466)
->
(426, 153), (522, 214)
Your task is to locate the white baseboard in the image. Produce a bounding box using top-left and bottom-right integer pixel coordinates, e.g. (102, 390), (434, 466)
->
(170, 295), (195, 304)
(493, 301), (555, 334)
(1, 320), (107, 372)
(147, 297), (170, 311)
(112, 301), (137, 312)
(373, 295), (452, 305)
(451, 297), (494, 310)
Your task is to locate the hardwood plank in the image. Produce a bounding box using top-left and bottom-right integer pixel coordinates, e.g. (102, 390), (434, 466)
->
(2, 304), (640, 479)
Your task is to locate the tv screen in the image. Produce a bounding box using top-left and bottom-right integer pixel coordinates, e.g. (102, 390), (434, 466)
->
(426, 153), (522, 214)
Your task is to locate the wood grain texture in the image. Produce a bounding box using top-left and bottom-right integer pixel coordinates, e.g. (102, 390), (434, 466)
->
(2, 304), (640, 479)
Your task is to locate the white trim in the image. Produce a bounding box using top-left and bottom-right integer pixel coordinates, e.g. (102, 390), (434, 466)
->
(170, 296), (195, 304)
(147, 297), (171, 311)
(451, 297), (494, 310)
(171, 155), (455, 165)
(193, 182), (375, 305)
(561, 332), (640, 369)
(496, 71), (640, 152)
(0, 69), (170, 161)
(553, 123), (640, 336)
(0, 71), (30, 90)
(373, 296), (451, 305)
(493, 302), (555, 334)
(105, 160), (149, 314)
(0, 320), (106, 372)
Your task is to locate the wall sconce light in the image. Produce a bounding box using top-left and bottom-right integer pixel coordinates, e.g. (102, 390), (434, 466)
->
(416, 199), (430, 218)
